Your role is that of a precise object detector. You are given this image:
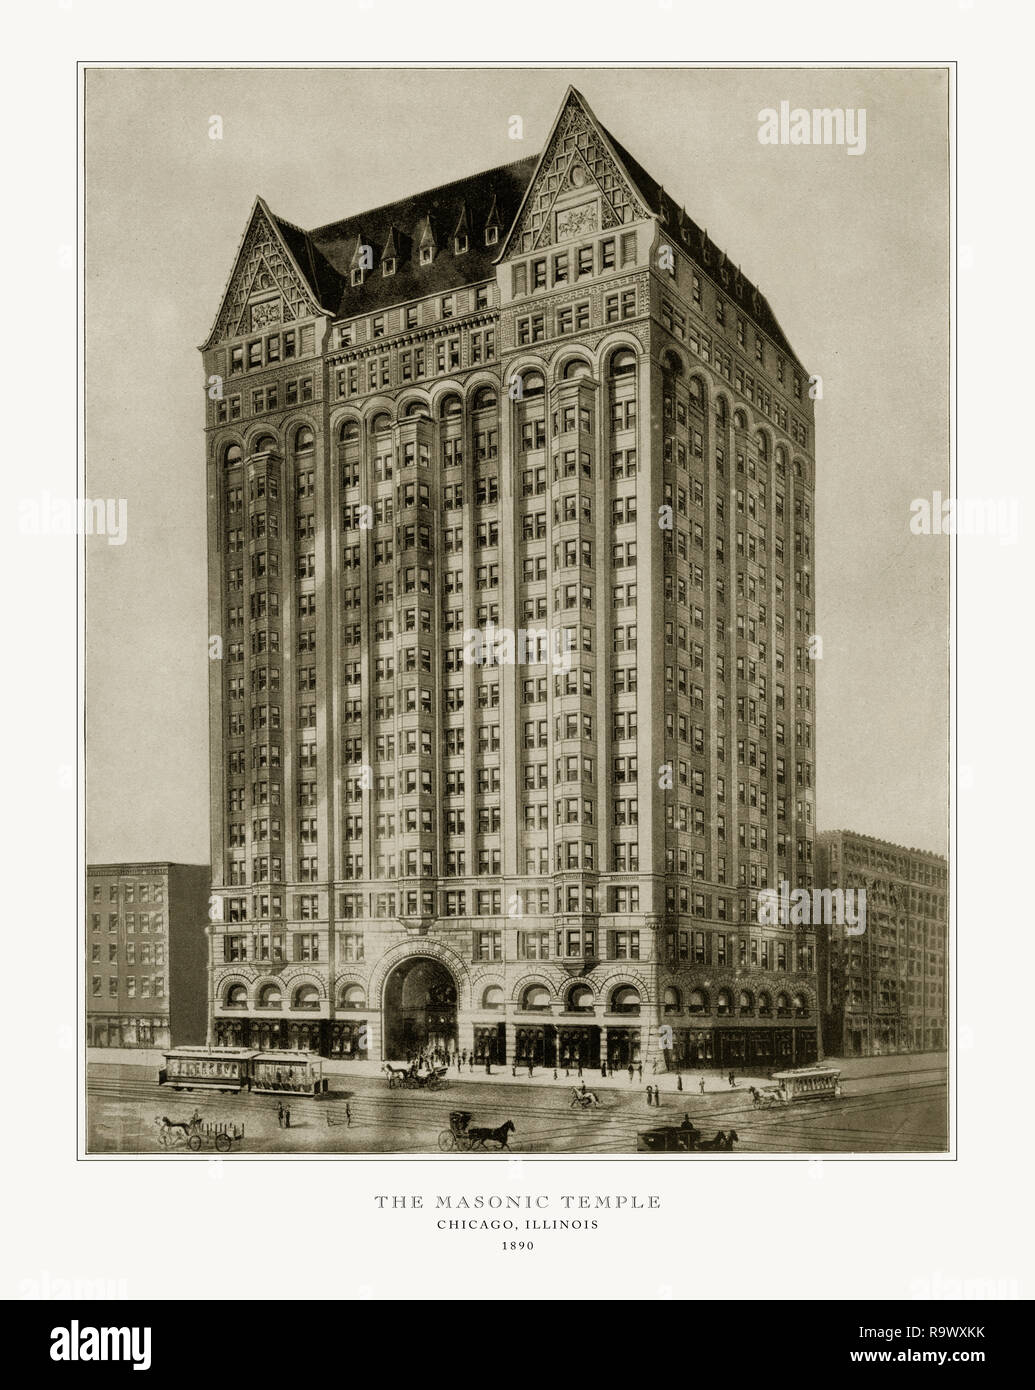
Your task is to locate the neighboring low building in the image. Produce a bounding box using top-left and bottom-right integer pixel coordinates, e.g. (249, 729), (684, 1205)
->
(815, 831), (947, 1057)
(87, 863), (210, 1048)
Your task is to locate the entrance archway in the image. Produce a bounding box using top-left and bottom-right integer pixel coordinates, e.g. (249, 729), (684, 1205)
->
(382, 957), (458, 1060)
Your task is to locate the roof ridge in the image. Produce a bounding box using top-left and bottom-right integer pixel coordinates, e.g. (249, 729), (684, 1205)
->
(307, 154), (539, 238)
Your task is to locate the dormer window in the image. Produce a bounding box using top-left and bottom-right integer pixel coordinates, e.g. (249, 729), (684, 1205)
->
(338, 325), (353, 348)
(485, 226), (499, 246)
(351, 268), (364, 287)
(441, 294), (455, 320)
(454, 235), (468, 255)
(382, 257), (396, 277)
(419, 245), (433, 266)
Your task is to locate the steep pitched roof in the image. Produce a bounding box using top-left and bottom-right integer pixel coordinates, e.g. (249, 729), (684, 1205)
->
(306, 156), (539, 317)
(601, 122), (803, 364)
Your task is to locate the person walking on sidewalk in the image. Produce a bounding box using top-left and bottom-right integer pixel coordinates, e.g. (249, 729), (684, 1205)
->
(677, 1073), (683, 1092)
(728, 1070), (736, 1088)
(646, 1085), (654, 1107)
(637, 1063), (643, 1082)
(628, 1063), (635, 1084)
(699, 1076), (706, 1094)
(277, 1103), (284, 1128)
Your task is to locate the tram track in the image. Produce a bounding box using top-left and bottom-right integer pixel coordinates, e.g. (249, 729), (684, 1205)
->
(89, 1071), (947, 1154)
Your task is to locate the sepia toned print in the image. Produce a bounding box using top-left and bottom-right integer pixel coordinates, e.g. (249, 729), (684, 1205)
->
(85, 67), (949, 1156)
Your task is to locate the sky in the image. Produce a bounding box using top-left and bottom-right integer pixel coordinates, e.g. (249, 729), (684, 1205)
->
(85, 65), (949, 863)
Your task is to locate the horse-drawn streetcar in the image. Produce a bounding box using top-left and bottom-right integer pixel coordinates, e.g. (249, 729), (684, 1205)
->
(159, 1046), (326, 1096)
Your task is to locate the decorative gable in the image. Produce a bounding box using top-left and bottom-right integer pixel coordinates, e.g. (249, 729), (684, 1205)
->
(501, 88), (650, 257)
(205, 198), (324, 347)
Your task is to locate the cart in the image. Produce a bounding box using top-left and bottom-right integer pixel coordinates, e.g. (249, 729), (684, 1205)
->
(437, 1111), (474, 1151)
(188, 1121), (244, 1152)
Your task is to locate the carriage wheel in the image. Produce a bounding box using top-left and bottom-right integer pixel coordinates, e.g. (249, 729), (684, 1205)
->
(188, 1135), (202, 1152)
(437, 1130), (455, 1151)
(215, 1133), (231, 1153)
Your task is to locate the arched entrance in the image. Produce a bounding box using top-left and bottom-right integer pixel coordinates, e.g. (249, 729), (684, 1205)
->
(382, 957), (458, 1060)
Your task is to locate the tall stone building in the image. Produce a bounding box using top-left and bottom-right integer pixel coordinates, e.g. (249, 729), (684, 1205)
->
(815, 831), (948, 1057)
(87, 862), (209, 1048)
(201, 87), (819, 1072)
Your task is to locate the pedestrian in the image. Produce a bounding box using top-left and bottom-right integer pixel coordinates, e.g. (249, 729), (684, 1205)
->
(628, 1063), (634, 1084)
(277, 1102), (284, 1128)
(577, 1064), (583, 1079)
(512, 1064), (517, 1077)
(485, 1058), (491, 1075)
(699, 1077), (705, 1095)
(646, 1085), (653, 1107)
(284, 1108), (291, 1129)
(677, 1073), (683, 1092)
(728, 1070), (736, 1088)
(528, 1061), (534, 1078)
(637, 1063), (642, 1082)
(553, 1068), (558, 1081)
(345, 1103), (352, 1128)
(601, 1060), (607, 1078)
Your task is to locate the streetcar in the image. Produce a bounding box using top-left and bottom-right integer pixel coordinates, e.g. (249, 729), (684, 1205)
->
(159, 1046), (326, 1096)
(767, 1065), (842, 1103)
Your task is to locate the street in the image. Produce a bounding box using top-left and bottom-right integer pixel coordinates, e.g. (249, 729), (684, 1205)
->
(88, 1053), (947, 1155)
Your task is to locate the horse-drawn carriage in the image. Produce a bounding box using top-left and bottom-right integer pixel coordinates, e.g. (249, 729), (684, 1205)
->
(154, 1113), (244, 1152)
(437, 1111), (515, 1151)
(636, 1124), (739, 1152)
(383, 1062), (449, 1091)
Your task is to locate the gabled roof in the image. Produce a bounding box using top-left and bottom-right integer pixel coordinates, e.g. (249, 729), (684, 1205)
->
(306, 156), (539, 318)
(600, 123), (803, 365)
(206, 89), (804, 364)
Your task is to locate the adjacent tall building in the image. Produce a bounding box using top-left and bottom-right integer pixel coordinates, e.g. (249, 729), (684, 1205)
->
(87, 862), (210, 1048)
(815, 831), (948, 1057)
(200, 87), (819, 1072)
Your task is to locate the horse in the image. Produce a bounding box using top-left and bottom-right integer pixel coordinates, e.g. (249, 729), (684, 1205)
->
(382, 1063), (409, 1089)
(569, 1087), (601, 1109)
(697, 1129), (740, 1151)
(466, 1120), (515, 1150)
(154, 1115), (193, 1146)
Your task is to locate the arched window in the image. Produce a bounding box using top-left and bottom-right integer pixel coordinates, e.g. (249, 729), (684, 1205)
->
(339, 419), (360, 443)
(257, 984), (282, 1010)
(568, 984), (594, 1013)
(776, 992), (792, 1017)
(611, 985), (641, 1015)
(294, 425), (314, 453)
(339, 984), (365, 1010)
(715, 397), (728, 427)
(224, 443), (243, 468)
(439, 392), (462, 418)
(293, 985), (320, 1010)
(757, 991), (772, 1017)
(370, 411), (391, 434)
(733, 409), (747, 431)
(482, 985), (504, 1010)
(609, 347), (637, 378)
(663, 986), (682, 1015)
(738, 990), (754, 1015)
(521, 984), (551, 1012)
(716, 989), (733, 1016)
(775, 444), (787, 477)
(662, 349), (683, 376)
(689, 376), (705, 409)
(404, 399), (429, 418)
(252, 434), (276, 455)
(225, 983), (247, 1008)
(473, 386), (497, 410)
(519, 369), (545, 398)
(561, 357), (592, 380)
(792, 993), (809, 1018)
(688, 989), (709, 1015)
(756, 431), (770, 461)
